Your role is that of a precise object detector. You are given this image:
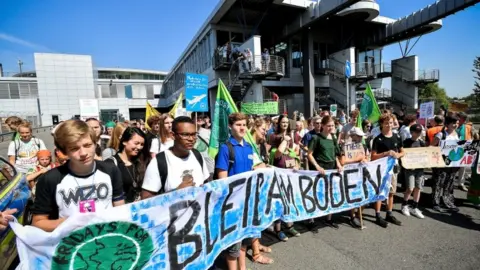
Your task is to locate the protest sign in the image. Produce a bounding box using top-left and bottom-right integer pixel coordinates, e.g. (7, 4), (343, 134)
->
(11, 158), (394, 270)
(401, 147), (446, 169)
(344, 143), (365, 163)
(241, 102), (278, 115)
(439, 140), (479, 167)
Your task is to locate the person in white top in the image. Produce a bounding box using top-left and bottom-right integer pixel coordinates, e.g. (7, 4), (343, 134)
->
(141, 117), (209, 197)
(150, 114), (174, 156)
(399, 114), (417, 141)
(8, 121), (47, 174)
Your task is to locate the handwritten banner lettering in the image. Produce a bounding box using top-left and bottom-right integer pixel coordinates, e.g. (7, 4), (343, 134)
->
(401, 147), (446, 169)
(344, 143), (365, 163)
(439, 140), (479, 167)
(11, 158), (395, 270)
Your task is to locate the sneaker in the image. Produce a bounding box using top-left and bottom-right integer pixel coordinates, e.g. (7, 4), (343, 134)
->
(432, 205), (444, 212)
(324, 219), (339, 229)
(277, 231), (288, 242)
(447, 206), (460, 213)
(375, 216), (388, 228)
(306, 222), (319, 234)
(410, 208), (425, 219)
(386, 214), (402, 226)
(459, 184), (468, 192)
(401, 205), (411, 217)
(350, 217), (362, 229)
(286, 226), (301, 237)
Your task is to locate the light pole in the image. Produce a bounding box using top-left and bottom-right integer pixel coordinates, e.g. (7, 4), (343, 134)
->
(18, 59), (23, 75)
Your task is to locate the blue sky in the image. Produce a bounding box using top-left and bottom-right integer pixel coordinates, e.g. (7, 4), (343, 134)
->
(0, 0), (478, 97)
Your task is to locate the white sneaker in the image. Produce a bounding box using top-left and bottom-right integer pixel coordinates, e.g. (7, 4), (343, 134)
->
(410, 208), (425, 219)
(401, 205), (411, 216)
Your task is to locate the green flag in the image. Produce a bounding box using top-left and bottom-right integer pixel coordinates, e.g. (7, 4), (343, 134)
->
(358, 83), (381, 127)
(208, 79), (260, 162)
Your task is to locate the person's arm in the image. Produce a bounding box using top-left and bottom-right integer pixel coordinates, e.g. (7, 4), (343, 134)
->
(7, 141), (15, 165)
(275, 138), (289, 159)
(39, 140), (47, 150)
(395, 147), (405, 159)
(26, 169), (46, 186)
(141, 157), (161, 199)
(0, 209), (17, 231)
(110, 166), (125, 206)
(31, 174), (65, 232)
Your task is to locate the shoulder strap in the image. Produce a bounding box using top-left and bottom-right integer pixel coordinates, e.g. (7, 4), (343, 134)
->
(156, 152), (168, 194)
(14, 139), (19, 160)
(197, 134), (209, 147)
(225, 141), (235, 173)
(107, 156), (118, 167)
(419, 139), (426, 147)
(191, 148), (204, 169)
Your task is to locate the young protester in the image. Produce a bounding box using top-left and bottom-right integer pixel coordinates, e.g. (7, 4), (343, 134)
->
(215, 112), (260, 270)
(85, 118), (103, 160)
(149, 114), (174, 156)
(5, 116), (23, 141)
(31, 120), (125, 232)
(106, 127), (150, 203)
(269, 115), (301, 241)
(8, 121), (47, 174)
(370, 113), (405, 228)
(141, 116), (209, 198)
(26, 150), (56, 192)
(145, 115), (161, 149)
(401, 124), (426, 219)
(307, 116), (343, 230)
(456, 112), (479, 192)
(102, 123), (127, 160)
(431, 115), (460, 212)
(338, 109), (359, 145)
(341, 127), (369, 228)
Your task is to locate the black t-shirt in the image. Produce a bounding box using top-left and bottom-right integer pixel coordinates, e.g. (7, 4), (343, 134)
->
(372, 133), (403, 154)
(403, 138), (425, 149)
(31, 160), (124, 220)
(105, 154), (140, 203)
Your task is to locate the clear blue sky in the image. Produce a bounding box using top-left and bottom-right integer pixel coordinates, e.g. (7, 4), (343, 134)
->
(0, 0), (478, 97)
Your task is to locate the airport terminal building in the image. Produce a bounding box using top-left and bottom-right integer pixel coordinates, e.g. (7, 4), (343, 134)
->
(161, 0), (477, 117)
(0, 53), (168, 128)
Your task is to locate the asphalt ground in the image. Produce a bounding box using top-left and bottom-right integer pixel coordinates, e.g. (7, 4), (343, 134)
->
(2, 131), (480, 270)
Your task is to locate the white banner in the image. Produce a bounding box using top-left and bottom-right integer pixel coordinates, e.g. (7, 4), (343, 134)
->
(439, 140), (479, 167)
(11, 158), (395, 270)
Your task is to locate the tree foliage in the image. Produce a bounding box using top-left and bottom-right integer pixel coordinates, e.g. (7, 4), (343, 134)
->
(419, 83), (449, 110)
(472, 56), (480, 106)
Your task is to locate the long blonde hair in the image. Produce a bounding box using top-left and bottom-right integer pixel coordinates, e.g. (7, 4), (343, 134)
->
(107, 123), (127, 150)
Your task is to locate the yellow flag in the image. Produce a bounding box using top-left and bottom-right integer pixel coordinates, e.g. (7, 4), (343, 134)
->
(145, 102), (160, 129)
(169, 92), (183, 118)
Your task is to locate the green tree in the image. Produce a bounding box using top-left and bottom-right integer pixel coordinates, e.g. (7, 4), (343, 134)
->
(419, 83), (449, 111)
(472, 56), (480, 106)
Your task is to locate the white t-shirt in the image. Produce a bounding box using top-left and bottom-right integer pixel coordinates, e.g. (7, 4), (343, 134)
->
(435, 131), (459, 141)
(341, 123), (355, 143)
(8, 138), (47, 173)
(142, 149), (209, 193)
(399, 125), (412, 141)
(150, 138), (174, 154)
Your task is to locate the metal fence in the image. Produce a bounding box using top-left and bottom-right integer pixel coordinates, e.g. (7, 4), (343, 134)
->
(0, 113), (41, 134)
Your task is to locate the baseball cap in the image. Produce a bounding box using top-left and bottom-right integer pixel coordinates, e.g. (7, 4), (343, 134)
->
(409, 124), (423, 133)
(349, 127), (366, 137)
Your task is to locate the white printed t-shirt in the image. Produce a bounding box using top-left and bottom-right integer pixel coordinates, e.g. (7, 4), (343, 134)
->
(142, 149), (209, 193)
(8, 138), (47, 173)
(150, 138), (174, 154)
(31, 160), (124, 219)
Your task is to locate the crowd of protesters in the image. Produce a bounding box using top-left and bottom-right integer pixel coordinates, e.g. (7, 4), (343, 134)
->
(0, 107), (479, 270)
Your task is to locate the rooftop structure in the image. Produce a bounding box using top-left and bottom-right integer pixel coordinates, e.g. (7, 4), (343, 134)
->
(161, 0), (479, 116)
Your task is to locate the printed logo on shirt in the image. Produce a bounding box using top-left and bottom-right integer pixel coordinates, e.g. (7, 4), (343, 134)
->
(59, 183), (110, 206)
(51, 221), (154, 270)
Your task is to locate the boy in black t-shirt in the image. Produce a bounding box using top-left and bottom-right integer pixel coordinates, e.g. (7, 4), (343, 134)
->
(371, 114), (405, 228)
(401, 124), (425, 219)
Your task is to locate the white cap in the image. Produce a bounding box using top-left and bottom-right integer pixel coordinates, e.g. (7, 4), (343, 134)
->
(349, 127), (366, 137)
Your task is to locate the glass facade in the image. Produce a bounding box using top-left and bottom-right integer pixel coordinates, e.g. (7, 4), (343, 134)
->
(98, 83), (158, 99)
(0, 82), (39, 99)
(97, 71), (166, 80)
(163, 29), (216, 98)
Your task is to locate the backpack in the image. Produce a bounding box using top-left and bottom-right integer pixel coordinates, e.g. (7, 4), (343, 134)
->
(156, 148), (204, 194)
(14, 137), (41, 161)
(213, 141), (235, 179)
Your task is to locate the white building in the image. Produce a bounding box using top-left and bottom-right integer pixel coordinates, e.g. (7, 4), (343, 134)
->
(0, 53), (168, 127)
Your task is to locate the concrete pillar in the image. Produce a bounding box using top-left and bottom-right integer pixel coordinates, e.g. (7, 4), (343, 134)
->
(391, 56), (418, 109)
(302, 30), (315, 118)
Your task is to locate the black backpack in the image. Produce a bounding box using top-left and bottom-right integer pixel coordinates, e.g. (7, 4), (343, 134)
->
(14, 137), (41, 161)
(156, 148), (204, 194)
(213, 141), (235, 179)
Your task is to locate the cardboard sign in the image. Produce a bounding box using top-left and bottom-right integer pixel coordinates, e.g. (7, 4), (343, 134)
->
(401, 147), (446, 169)
(344, 143), (365, 163)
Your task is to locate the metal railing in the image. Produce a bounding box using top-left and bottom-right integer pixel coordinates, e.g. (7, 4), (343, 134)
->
(392, 64), (439, 83)
(232, 55), (285, 77)
(0, 125), (54, 143)
(0, 71), (37, 78)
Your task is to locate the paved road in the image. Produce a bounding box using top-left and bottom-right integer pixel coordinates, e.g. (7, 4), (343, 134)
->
(3, 131), (480, 269)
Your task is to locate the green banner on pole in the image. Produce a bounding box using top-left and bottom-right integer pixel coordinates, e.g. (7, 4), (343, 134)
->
(241, 102), (279, 115)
